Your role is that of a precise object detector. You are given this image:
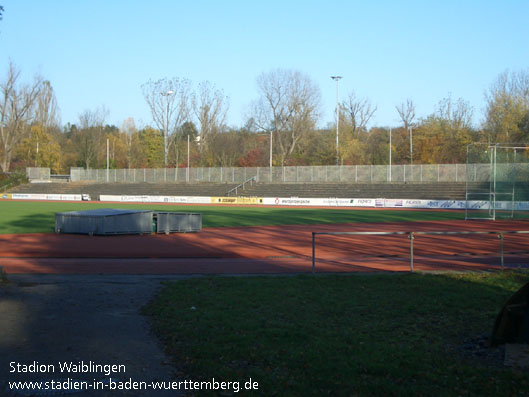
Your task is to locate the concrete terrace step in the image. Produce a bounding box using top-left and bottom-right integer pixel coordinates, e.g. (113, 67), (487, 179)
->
(239, 183), (471, 200)
(7, 182), (477, 201)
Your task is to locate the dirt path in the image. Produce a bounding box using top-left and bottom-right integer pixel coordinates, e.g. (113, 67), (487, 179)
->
(0, 275), (191, 396)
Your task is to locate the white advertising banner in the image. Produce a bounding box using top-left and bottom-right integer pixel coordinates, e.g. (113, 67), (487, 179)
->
(99, 195), (211, 204)
(11, 193), (82, 201)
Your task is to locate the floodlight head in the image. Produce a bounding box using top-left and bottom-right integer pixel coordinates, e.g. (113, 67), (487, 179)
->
(331, 76), (342, 81)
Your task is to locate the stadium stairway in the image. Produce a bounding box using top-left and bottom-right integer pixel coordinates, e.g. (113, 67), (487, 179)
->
(7, 181), (476, 201)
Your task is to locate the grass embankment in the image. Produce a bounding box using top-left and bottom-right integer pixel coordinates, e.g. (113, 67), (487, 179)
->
(145, 271), (529, 396)
(0, 200), (464, 234)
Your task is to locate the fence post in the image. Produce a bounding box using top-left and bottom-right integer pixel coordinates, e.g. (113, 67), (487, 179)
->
(409, 232), (414, 272)
(312, 232), (316, 275)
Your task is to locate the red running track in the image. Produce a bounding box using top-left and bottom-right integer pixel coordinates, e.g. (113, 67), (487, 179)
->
(1, 219), (529, 274)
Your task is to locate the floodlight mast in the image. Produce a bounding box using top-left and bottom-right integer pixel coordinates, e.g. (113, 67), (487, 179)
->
(331, 76), (342, 166)
(160, 90), (174, 166)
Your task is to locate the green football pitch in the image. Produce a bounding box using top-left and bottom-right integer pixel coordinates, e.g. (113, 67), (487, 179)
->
(0, 200), (464, 234)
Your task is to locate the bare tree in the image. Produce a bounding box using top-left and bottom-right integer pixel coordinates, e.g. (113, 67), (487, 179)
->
(253, 69), (321, 165)
(0, 61), (43, 171)
(142, 77), (191, 166)
(35, 80), (60, 131)
(73, 106), (108, 169)
(395, 98), (416, 129)
(341, 91), (377, 136)
(192, 81), (229, 153)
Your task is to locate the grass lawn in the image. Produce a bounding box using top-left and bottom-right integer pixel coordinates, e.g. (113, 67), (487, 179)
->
(145, 271), (529, 396)
(0, 200), (464, 234)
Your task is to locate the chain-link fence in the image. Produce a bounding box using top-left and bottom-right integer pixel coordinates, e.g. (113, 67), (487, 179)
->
(26, 167), (51, 180)
(61, 164), (498, 184)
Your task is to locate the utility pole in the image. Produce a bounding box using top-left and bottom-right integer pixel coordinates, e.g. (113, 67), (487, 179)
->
(331, 76), (342, 166)
(161, 90), (174, 167)
(389, 128), (392, 182)
(409, 126), (413, 166)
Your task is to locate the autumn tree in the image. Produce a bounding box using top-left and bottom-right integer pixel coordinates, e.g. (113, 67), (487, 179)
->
(414, 95), (476, 163)
(365, 127), (391, 165)
(205, 131), (245, 167)
(15, 124), (61, 172)
(293, 129), (335, 165)
(0, 61), (43, 171)
(252, 69), (321, 166)
(483, 69), (529, 143)
(142, 77), (191, 166)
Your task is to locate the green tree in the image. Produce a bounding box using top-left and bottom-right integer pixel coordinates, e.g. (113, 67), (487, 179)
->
(139, 127), (163, 168)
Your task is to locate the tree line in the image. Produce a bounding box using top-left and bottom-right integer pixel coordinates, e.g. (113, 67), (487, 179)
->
(1, 62), (528, 174)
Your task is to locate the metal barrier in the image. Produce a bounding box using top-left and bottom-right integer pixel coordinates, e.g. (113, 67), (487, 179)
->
(311, 230), (529, 274)
(226, 176), (257, 196)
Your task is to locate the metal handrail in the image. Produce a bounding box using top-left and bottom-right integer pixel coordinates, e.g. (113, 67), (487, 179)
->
(311, 230), (529, 274)
(226, 176), (257, 196)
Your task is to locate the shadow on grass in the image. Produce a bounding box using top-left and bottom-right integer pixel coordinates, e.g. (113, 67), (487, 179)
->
(145, 271), (529, 396)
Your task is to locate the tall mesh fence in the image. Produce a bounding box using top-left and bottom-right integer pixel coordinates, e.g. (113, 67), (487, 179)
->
(68, 164), (486, 184)
(466, 143), (529, 220)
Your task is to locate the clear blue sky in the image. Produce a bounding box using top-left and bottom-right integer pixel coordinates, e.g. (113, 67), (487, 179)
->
(1, 0), (528, 130)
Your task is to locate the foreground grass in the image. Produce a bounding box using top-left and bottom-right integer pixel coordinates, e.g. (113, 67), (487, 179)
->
(0, 200), (464, 234)
(145, 271), (529, 396)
